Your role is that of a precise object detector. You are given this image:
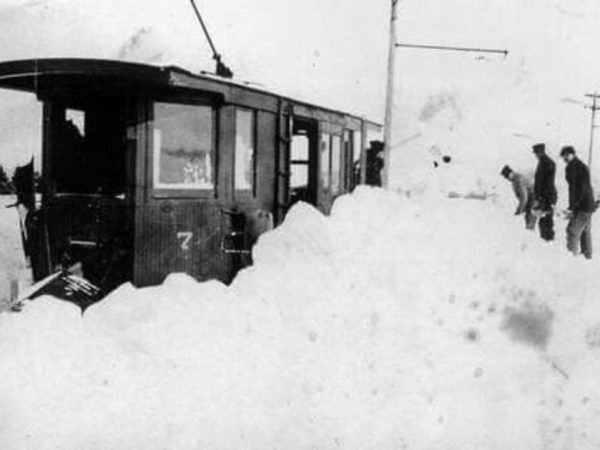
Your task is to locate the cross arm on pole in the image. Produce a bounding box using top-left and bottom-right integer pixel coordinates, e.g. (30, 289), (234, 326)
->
(587, 94), (598, 167)
(396, 42), (508, 56)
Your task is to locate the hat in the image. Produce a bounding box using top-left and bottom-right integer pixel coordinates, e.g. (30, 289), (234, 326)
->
(532, 143), (545, 154)
(500, 165), (512, 178)
(369, 140), (384, 151)
(560, 146), (576, 157)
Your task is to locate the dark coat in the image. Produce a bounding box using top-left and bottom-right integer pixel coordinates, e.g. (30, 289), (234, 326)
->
(534, 153), (557, 209)
(565, 157), (596, 213)
(365, 147), (384, 187)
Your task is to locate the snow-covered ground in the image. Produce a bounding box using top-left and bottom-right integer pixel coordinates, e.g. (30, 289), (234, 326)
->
(0, 175), (599, 449)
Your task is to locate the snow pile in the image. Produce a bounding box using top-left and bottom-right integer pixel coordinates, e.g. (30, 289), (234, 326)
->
(392, 157), (499, 203)
(1, 187), (600, 449)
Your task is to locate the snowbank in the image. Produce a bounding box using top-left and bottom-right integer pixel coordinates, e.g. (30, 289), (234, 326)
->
(1, 187), (600, 449)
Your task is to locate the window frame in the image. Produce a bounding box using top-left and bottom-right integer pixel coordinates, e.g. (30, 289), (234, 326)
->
(330, 134), (342, 195)
(343, 129), (354, 192)
(46, 99), (130, 197)
(233, 106), (258, 199)
(353, 129), (363, 187)
(289, 133), (311, 190)
(150, 98), (218, 199)
(320, 132), (332, 190)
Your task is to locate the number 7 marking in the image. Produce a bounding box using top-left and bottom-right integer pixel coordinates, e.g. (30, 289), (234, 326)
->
(177, 231), (194, 251)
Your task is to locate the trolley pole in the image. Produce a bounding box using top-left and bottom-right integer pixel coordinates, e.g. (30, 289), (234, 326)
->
(585, 93), (600, 169)
(382, 0), (399, 188)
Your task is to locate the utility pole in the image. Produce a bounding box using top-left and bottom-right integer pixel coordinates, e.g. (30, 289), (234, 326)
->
(382, 0), (399, 188)
(585, 93), (600, 168)
(381, 27), (508, 187)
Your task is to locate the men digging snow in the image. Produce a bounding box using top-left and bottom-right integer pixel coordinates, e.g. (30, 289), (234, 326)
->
(532, 143), (557, 241)
(560, 146), (596, 259)
(501, 165), (536, 230)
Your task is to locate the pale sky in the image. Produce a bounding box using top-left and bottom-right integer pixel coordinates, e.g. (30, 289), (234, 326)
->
(1, 0), (600, 184)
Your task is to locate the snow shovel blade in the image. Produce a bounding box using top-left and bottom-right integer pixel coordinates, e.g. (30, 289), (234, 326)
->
(15, 271), (63, 305)
(14, 269), (102, 310)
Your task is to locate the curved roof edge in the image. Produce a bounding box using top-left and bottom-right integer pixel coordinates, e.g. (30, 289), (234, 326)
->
(0, 58), (169, 90)
(0, 58), (381, 129)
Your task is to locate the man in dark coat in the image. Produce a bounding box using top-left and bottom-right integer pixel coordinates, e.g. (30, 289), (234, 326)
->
(365, 141), (384, 187)
(501, 165), (536, 230)
(560, 146), (596, 259)
(532, 143), (557, 241)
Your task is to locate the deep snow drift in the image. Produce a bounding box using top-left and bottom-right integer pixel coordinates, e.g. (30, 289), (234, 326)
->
(1, 186), (600, 449)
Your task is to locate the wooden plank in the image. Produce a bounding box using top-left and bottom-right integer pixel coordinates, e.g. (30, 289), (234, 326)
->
(218, 106), (236, 203)
(135, 97), (149, 205)
(360, 119), (368, 184)
(275, 100), (291, 224)
(229, 88), (279, 113)
(321, 121), (344, 135)
(133, 201), (237, 287)
(170, 71), (279, 113)
(255, 110), (278, 211)
(293, 104), (362, 130)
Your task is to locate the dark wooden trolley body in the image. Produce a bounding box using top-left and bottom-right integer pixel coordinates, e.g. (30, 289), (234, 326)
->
(0, 58), (380, 300)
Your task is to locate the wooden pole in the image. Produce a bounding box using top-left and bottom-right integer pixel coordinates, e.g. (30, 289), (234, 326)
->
(588, 94), (597, 168)
(382, 0), (399, 189)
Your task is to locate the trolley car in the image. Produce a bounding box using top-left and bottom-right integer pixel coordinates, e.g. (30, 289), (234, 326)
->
(0, 58), (380, 305)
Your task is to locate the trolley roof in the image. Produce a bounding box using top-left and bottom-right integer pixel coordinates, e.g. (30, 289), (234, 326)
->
(0, 58), (381, 130)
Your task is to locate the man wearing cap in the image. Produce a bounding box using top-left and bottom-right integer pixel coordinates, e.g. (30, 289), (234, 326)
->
(532, 143), (557, 241)
(560, 146), (595, 259)
(500, 165), (536, 230)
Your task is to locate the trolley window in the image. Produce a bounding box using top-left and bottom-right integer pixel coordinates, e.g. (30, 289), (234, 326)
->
(353, 130), (362, 187)
(290, 133), (309, 189)
(320, 133), (331, 189)
(66, 109), (85, 136)
(48, 101), (128, 195)
(234, 108), (256, 194)
(331, 135), (341, 194)
(343, 130), (354, 191)
(153, 102), (215, 190)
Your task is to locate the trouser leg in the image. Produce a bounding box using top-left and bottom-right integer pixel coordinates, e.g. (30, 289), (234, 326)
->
(581, 214), (593, 259)
(566, 214), (584, 255)
(538, 213), (554, 241)
(525, 210), (536, 230)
